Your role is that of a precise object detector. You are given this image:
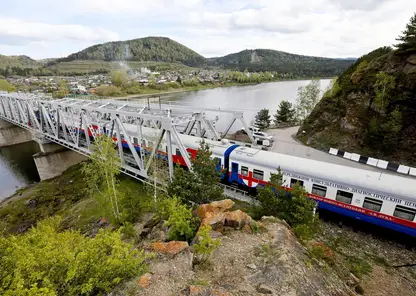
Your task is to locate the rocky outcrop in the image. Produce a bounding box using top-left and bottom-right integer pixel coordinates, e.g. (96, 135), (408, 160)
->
(195, 199), (252, 231)
(151, 241), (189, 256)
(297, 47), (416, 165)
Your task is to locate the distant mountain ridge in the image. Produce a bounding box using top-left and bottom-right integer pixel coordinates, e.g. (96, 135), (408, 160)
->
(0, 55), (40, 69)
(1, 37), (355, 77)
(209, 49), (354, 77)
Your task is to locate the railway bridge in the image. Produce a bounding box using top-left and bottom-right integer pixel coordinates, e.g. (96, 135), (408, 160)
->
(0, 92), (256, 202)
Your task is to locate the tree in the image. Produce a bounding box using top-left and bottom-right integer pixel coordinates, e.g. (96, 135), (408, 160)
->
(295, 79), (321, 122)
(111, 70), (129, 88)
(274, 100), (296, 124)
(82, 135), (123, 224)
(194, 225), (221, 263)
(53, 79), (69, 98)
(0, 79), (16, 92)
(254, 108), (271, 130)
(396, 12), (416, 51)
(168, 142), (224, 204)
(257, 168), (318, 240)
(373, 71), (395, 108)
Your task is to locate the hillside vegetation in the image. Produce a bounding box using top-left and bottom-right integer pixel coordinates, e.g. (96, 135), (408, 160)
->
(209, 49), (354, 77)
(54, 37), (206, 67)
(1, 37), (354, 77)
(297, 15), (416, 165)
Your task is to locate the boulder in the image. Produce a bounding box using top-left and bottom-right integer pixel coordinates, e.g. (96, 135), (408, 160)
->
(151, 241), (189, 256)
(406, 54), (416, 65)
(196, 199), (234, 220)
(137, 273), (151, 289)
(196, 200), (252, 231)
(223, 210), (252, 229)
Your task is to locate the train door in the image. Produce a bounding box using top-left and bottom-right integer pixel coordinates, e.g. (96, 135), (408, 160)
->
(231, 162), (239, 184)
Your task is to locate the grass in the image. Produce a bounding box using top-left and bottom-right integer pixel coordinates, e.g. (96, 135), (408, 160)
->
(255, 243), (281, 263)
(47, 60), (195, 74)
(0, 162), (151, 235)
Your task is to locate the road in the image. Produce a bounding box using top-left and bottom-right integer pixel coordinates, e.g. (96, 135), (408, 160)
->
(265, 126), (402, 175)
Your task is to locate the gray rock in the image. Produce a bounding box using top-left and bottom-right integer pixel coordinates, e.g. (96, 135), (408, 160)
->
(246, 263), (257, 269)
(257, 284), (275, 294)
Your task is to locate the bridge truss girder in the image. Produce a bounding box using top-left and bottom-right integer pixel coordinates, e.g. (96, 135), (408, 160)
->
(0, 92), (196, 183)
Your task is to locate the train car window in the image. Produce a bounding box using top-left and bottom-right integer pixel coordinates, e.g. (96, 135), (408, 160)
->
(335, 190), (353, 204)
(133, 137), (138, 145)
(253, 169), (264, 180)
(312, 184), (327, 197)
(362, 197), (383, 212)
(176, 148), (182, 157)
(241, 166), (249, 176)
(393, 205), (416, 221)
(290, 178), (304, 188)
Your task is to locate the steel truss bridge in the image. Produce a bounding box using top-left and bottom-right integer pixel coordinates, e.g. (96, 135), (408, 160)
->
(0, 92), (256, 193)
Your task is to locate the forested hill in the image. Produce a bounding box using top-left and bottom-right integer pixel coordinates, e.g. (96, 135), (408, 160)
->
(1, 36), (354, 77)
(297, 46), (416, 165)
(0, 55), (40, 69)
(209, 49), (354, 76)
(57, 37), (206, 67)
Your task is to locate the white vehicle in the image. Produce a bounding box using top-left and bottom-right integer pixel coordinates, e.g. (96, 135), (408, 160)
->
(253, 131), (274, 142)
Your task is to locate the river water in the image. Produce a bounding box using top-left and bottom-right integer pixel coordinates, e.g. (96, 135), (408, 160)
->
(0, 79), (331, 201)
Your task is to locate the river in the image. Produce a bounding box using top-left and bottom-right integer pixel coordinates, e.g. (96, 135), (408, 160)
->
(0, 79), (331, 201)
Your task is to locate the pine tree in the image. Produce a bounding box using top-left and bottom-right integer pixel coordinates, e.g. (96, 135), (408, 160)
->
(274, 100), (296, 125)
(396, 13), (416, 51)
(254, 108), (271, 130)
(167, 142), (224, 204)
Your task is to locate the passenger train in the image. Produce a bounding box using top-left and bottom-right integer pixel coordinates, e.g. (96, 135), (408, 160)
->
(81, 122), (416, 237)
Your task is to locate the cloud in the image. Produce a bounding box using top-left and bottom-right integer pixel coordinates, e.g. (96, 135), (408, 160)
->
(1, 0), (416, 59)
(0, 17), (119, 46)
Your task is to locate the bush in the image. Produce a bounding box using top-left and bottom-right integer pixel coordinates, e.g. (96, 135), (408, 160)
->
(156, 196), (198, 242)
(167, 82), (181, 89)
(194, 225), (221, 263)
(95, 85), (123, 96)
(0, 217), (148, 296)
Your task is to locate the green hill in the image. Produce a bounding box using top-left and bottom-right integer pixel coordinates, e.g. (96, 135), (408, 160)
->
(0, 55), (40, 69)
(209, 49), (354, 77)
(0, 37), (355, 77)
(297, 45), (416, 165)
(55, 37), (206, 67)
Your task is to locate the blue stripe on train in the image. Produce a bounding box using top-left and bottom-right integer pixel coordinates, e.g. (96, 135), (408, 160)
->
(317, 201), (416, 237)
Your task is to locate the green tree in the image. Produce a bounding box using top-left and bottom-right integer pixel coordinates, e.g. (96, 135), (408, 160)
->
(155, 196), (198, 242)
(194, 225), (221, 263)
(0, 217), (147, 296)
(257, 168), (318, 240)
(82, 135), (122, 224)
(396, 12), (416, 51)
(295, 79), (321, 122)
(373, 71), (395, 108)
(274, 100), (296, 124)
(168, 142), (224, 204)
(53, 79), (69, 98)
(254, 108), (271, 130)
(111, 70), (129, 88)
(0, 79), (16, 92)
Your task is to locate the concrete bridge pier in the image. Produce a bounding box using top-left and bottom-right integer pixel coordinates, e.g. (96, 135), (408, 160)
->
(33, 142), (88, 180)
(0, 119), (33, 147)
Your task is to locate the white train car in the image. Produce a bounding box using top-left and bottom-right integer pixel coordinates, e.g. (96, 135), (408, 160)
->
(228, 146), (416, 237)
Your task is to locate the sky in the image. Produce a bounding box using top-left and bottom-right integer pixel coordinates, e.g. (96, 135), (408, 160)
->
(0, 0), (415, 60)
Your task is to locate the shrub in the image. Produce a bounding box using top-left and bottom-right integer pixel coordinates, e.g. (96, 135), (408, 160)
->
(95, 85), (123, 96)
(156, 196), (198, 242)
(0, 217), (148, 296)
(193, 225), (221, 263)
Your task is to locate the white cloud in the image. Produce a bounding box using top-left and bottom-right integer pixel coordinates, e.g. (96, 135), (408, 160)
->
(0, 17), (119, 46)
(1, 0), (416, 59)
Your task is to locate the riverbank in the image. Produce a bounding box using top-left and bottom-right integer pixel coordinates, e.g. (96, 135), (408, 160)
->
(93, 77), (335, 101)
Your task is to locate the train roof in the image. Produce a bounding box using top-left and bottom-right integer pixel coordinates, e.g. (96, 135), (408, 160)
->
(230, 146), (416, 201)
